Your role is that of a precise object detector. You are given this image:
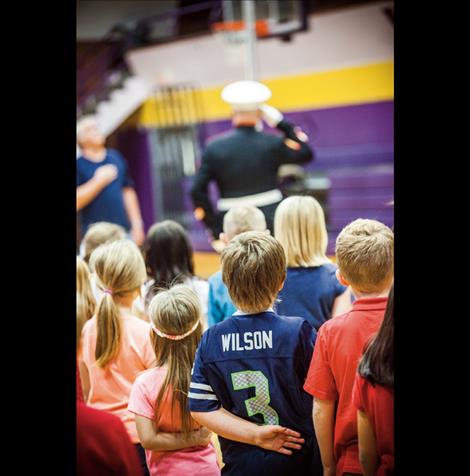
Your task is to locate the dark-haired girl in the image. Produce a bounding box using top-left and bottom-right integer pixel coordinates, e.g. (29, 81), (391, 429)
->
(140, 220), (209, 328)
(352, 284), (394, 476)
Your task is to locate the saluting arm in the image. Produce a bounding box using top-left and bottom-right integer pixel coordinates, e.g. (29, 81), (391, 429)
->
(277, 119), (314, 164)
(260, 105), (314, 165)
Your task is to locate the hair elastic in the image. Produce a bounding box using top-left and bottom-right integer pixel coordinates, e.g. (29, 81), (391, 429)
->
(103, 288), (113, 295)
(151, 319), (200, 341)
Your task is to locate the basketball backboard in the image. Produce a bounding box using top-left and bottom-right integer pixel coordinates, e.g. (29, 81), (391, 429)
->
(211, 0), (309, 43)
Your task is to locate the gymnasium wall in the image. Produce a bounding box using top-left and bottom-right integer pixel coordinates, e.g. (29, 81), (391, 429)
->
(118, 1), (394, 253)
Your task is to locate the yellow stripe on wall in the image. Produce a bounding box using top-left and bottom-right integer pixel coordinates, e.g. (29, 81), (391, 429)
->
(136, 61), (393, 127)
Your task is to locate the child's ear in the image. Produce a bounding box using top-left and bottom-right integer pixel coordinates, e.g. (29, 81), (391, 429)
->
(278, 272), (287, 291)
(336, 269), (349, 287)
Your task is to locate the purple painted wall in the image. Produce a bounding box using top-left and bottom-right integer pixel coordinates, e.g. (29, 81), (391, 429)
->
(115, 100), (394, 254)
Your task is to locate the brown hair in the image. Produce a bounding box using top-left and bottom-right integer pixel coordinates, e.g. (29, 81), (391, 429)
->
(76, 256), (96, 320)
(221, 231), (286, 313)
(335, 219), (394, 293)
(82, 222), (126, 264)
(90, 240), (147, 368)
(143, 220), (195, 307)
(147, 285), (202, 436)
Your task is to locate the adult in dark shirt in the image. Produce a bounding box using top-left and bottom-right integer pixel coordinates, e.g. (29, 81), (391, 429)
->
(190, 81), (314, 241)
(76, 117), (145, 245)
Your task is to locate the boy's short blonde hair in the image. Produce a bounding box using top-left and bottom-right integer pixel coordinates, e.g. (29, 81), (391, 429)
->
(221, 231), (286, 313)
(82, 222), (126, 264)
(336, 219), (394, 293)
(223, 205), (267, 240)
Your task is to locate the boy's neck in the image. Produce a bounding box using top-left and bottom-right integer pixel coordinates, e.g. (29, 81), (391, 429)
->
(351, 287), (391, 300)
(234, 303), (275, 315)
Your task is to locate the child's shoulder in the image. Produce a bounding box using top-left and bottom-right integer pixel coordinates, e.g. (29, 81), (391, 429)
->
(134, 366), (166, 388)
(81, 316), (96, 334)
(322, 261), (338, 272)
(274, 313), (316, 337)
(208, 311), (306, 335)
(319, 310), (353, 336)
(126, 314), (151, 332)
(208, 269), (222, 285)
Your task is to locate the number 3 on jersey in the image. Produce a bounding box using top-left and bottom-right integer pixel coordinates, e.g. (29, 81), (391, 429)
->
(231, 370), (279, 425)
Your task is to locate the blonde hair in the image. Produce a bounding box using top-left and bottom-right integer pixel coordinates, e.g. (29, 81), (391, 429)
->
(76, 256), (96, 321)
(274, 195), (330, 267)
(147, 285), (202, 436)
(223, 205), (267, 240)
(89, 240), (147, 368)
(335, 219), (394, 293)
(77, 292), (88, 350)
(221, 231), (286, 313)
(82, 222), (126, 264)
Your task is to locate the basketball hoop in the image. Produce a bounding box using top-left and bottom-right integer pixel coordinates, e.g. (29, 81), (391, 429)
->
(211, 0), (307, 44)
(212, 19), (270, 41)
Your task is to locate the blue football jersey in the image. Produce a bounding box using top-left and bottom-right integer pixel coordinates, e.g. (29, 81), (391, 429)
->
(189, 311), (321, 476)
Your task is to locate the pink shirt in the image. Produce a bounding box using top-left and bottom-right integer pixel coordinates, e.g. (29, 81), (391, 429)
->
(81, 309), (155, 443)
(128, 367), (220, 476)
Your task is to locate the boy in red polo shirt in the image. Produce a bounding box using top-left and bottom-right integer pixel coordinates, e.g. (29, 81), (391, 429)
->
(303, 219), (393, 476)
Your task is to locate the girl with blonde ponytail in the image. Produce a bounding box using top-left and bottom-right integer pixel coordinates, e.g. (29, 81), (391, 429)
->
(128, 285), (220, 476)
(79, 239), (156, 476)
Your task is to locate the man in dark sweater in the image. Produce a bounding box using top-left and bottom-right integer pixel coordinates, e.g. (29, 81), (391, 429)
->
(191, 81), (314, 241)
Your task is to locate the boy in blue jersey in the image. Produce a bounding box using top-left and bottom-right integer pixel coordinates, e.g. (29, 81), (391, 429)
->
(190, 231), (322, 475)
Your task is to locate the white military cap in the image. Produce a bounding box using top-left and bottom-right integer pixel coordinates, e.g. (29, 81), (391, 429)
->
(221, 80), (272, 111)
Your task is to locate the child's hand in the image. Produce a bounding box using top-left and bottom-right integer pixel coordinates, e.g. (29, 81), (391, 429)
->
(190, 427), (212, 447)
(253, 425), (305, 455)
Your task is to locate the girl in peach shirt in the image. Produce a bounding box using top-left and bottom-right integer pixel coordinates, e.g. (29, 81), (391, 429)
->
(79, 239), (155, 475)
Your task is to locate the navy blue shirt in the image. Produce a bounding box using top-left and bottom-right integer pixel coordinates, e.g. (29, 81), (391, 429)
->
(76, 149), (134, 233)
(275, 263), (347, 331)
(189, 311), (321, 475)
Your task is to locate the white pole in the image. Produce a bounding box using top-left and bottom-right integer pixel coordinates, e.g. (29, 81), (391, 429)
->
(242, 0), (258, 80)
